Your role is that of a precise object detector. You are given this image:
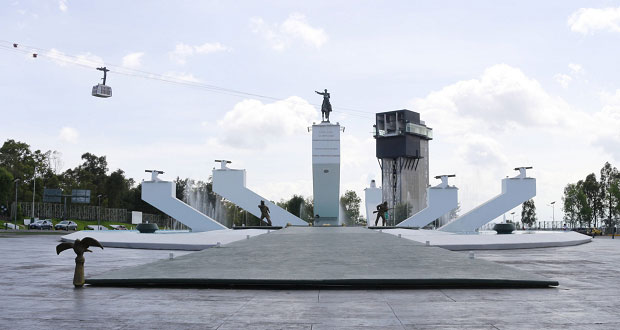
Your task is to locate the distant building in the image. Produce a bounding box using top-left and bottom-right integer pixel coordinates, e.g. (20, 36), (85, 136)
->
(373, 110), (432, 224)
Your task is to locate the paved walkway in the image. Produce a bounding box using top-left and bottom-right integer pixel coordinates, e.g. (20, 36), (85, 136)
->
(2, 233), (620, 328)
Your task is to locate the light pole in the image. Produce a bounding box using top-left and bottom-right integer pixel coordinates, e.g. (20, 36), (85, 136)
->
(31, 166), (36, 221)
(549, 201), (556, 229)
(14, 179), (19, 229)
(97, 194), (103, 229)
(510, 211), (515, 223)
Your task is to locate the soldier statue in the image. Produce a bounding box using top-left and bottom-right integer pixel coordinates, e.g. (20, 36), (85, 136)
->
(315, 89), (332, 122)
(373, 201), (389, 226)
(258, 200), (272, 226)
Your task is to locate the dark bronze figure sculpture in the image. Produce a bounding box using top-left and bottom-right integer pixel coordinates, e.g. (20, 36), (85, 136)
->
(258, 200), (272, 226)
(373, 201), (389, 226)
(56, 237), (104, 287)
(315, 89), (332, 122)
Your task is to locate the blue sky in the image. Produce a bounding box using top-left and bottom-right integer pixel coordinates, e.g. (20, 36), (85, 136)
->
(3, 1), (620, 223)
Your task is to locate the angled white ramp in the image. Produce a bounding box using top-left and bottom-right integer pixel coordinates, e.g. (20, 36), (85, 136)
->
(212, 165), (308, 226)
(439, 167), (536, 233)
(142, 172), (227, 232)
(397, 175), (458, 228)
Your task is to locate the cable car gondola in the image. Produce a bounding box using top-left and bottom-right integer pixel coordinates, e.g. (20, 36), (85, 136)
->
(92, 67), (112, 98)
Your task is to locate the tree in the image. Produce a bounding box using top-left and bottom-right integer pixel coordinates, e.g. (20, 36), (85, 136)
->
(0, 139), (34, 180)
(0, 139), (53, 203)
(302, 197), (313, 223)
(521, 199), (537, 227)
(105, 169), (131, 208)
(283, 195), (305, 218)
(563, 183), (580, 227)
(340, 190), (362, 226)
(0, 167), (14, 212)
(174, 177), (189, 201)
(600, 162), (620, 228)
(583, 173), (603, 227)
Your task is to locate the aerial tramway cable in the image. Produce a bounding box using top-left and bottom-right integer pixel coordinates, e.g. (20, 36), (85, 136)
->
(0, 40), (373, 118)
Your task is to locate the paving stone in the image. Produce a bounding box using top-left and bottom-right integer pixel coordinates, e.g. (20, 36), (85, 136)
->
(2, 232), (620, 329)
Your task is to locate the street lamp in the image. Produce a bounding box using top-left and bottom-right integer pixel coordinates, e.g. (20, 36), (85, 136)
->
(31, 166), (36, 221)
(549, 201), (556, 229)
(14, 179), (20, 229)
(97, 194), (104, 229)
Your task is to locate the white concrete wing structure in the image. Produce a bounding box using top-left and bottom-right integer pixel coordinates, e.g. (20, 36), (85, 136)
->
(364, 180), (382, 226)
(397, 175), (458, 228)
(439, 167), (536, 233)
(312, 122), (341, 226)
(212, 167), (307, 226)
(142, 179), (227, 232)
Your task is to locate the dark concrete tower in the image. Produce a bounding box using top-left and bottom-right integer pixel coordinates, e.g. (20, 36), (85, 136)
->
(373, 110), (432, 225)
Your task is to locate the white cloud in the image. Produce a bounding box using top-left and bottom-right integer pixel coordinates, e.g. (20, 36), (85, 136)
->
(281, 13), (328, 48)
(122, 52), (144, 69)
(215, 96), (319, 149)
(250, 13), (327, 51)
(163, 71), (201, 83)
(409, 64), (587, 214)
(46, 48), (105, 67)
(413, 64), (573, 134)
(568, 7), (620, 34)
(58, 0), (67, 12)
(554, 73), (573, 88)
(194, 42), (229, 54)
(568, 63), (584, 74)
(456, 134), (508, 168)
(59, 127), (79, 143)
(593, 89), (620, 159)
(555, 63), (584, 88)
(169, 42), (230, 64)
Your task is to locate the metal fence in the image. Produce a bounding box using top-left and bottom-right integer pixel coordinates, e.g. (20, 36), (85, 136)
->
(13, 202), (185, 229)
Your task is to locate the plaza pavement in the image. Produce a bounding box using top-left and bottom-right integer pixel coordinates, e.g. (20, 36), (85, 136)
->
(1, 232), (619, 329)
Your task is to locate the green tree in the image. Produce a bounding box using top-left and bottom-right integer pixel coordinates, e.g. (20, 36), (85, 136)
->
(521, 199), (537, 227)
(583, 173), (603, 227)
(174, 177), (189, 200)
(340, 190), (363, 226)
(105, 169), (131, 208)
(600, 162), (620, 228)
(0, 139), (54, 204)
(0, 139), (34, 180)
(283, 195), (305, 218)
(302, 197), (314, 223)
(0, 167), (14, 213)
(60, 153), (109, 203)
(563, 183), (580, 227)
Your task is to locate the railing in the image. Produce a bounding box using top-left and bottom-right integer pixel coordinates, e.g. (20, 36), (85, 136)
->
(16, 202), (170, 225)
(373, 123), (433, 139)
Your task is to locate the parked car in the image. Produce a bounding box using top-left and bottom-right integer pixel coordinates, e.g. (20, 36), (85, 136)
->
(2, 222), (21, 230)
(574, 227), (602, 236)
(110, 225), (127, 230)
(29, 220), (53, 230)
(85, 225), (108, 230)
(54, 221), (78, 231)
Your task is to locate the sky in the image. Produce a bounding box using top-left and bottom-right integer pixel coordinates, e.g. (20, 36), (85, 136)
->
(2, 1), (620, 224)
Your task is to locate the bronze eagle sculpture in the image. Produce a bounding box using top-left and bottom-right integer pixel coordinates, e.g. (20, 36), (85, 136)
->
(56, 237), (104, 287)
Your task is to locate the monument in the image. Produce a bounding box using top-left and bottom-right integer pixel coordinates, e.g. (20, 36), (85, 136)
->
(311, 89), (341, 226)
